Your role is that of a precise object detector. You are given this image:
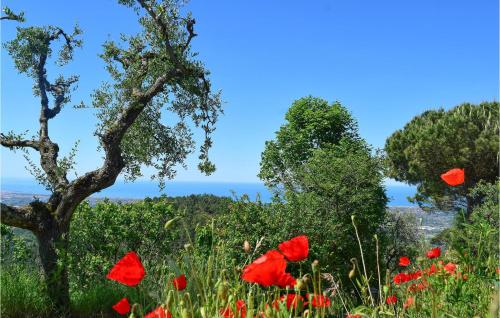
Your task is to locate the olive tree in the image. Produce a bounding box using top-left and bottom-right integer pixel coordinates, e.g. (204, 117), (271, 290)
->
(0, 1), (222, 315)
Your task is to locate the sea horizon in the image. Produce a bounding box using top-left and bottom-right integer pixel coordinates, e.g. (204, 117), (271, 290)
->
(0, 177), (417, 206)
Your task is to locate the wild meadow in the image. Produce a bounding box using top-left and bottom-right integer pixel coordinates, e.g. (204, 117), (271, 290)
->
(1, 173), (499, 317)
(1, 0), (499, 317)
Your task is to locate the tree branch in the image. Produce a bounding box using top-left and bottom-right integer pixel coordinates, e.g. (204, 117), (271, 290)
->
(1, 7), (25, 22)
(181, 18), (197, 53)
(0, 134), (40, 150)
(0, 203), (44, 232)
(137, 0), (180, 68)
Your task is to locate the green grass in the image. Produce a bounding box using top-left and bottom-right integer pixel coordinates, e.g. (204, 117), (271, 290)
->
(1, 266), (52, 318)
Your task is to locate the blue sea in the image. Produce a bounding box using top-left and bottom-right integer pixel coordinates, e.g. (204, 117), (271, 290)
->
(1, 178), (417, 206)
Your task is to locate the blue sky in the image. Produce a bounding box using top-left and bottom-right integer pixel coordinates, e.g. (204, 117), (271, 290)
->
(1, 0), (498, 184)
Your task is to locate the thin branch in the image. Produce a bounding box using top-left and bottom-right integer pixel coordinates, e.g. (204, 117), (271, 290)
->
(1, 7), (25, 22)
(181, 18), (197, 53)
(0, 134), (40, 150)
(49, 27), (72, 47)
(136, 0), (180, 68)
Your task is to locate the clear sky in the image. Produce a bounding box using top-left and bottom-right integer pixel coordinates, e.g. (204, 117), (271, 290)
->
(1, 0), (498, 184)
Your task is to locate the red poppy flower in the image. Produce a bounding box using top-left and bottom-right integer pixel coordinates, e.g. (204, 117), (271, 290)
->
(173, 274), (187, 291)
(427, 263), (438, 275)
(440, 168), (464, 186)
(273, 294), (305, 310)
(386, 295), (397, 305)
(399, 256), (410, 267)
(426, 247), (441, 259)
(144, 307), (172, 318)
(106, 251), (146, 286)
(220, 299), (247, 318)
(275, 272), (296, 288)
(393, 272), (410, 284)
(308, 294), (331, 308)
(408, 270), (422, 280)
(444, 262), (457, 274)
(112, 298), (131, 315)
(408, 280), (428, 292)
(242, 250), (287, 287)
(278, 235), (309, 262)
(346, 315), (362, 318)
(403, 296), (414, 309)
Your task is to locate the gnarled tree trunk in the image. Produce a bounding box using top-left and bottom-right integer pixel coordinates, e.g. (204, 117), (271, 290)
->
(36, 225), (71, 316)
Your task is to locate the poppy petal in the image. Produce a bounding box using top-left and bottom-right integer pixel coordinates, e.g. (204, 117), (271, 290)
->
(144, 307), (172, 318)
(440, 168), (464, 186)
(386, 295), (398, 304)
(275, 272), (296, 288)
(112, 298), (131, 315)
(278, 235), (309, 262)
(308, 294), (331, 307)
(399, 256), (410, 267)
(173, 274), (187, 291)
(444, 262), (457, 274)
(426, 247), (441, 259)
(241, 250), (287, 287)
(106, 251), (146, 286)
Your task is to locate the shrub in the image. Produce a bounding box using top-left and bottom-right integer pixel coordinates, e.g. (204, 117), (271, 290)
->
(381, 210), (424, 273)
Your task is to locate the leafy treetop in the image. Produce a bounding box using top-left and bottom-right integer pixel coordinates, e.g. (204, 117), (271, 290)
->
(384, 101), (499, 214)
(258, 96), (360, 191)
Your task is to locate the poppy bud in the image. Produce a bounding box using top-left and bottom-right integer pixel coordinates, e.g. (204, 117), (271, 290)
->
(348, 268), (356, 279)
(383, 285), (389, 294)
(164, 217), (179, 229)
(200, 307), (208, 318)
(302, 275), (310, 285)
(130, 303), (139, 317)
(295, 278), (305, 290)
(243, 240), (251, 253)
(312, 260), (319, 272)
(217, 281), (229, 301)
(181, 308), (191, 318)
(349, 258), (357, 279)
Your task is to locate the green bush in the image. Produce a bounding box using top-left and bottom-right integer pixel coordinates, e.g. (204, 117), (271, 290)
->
(442, 180), (499, 276)
(69, 195), (230, 289)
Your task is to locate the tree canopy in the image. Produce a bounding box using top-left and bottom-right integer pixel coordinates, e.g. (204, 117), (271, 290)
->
(258, 96), (360, 191)
(384, 101), (499, 214)
(253, 97), (387, 286)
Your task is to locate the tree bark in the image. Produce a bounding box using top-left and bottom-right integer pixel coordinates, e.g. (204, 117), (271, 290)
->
(36, 225), (71, 317)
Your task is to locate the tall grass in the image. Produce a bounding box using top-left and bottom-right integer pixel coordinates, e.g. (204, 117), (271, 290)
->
(1, 266), (52, 318)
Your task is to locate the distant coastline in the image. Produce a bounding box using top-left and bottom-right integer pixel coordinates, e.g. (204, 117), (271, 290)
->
(0, 188), (454, 240)
(1, 178), (418, 206)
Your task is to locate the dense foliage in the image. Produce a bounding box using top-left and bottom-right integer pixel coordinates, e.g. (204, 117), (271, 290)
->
(259, 96), (360, 191)
(385, 101), (499, 214)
